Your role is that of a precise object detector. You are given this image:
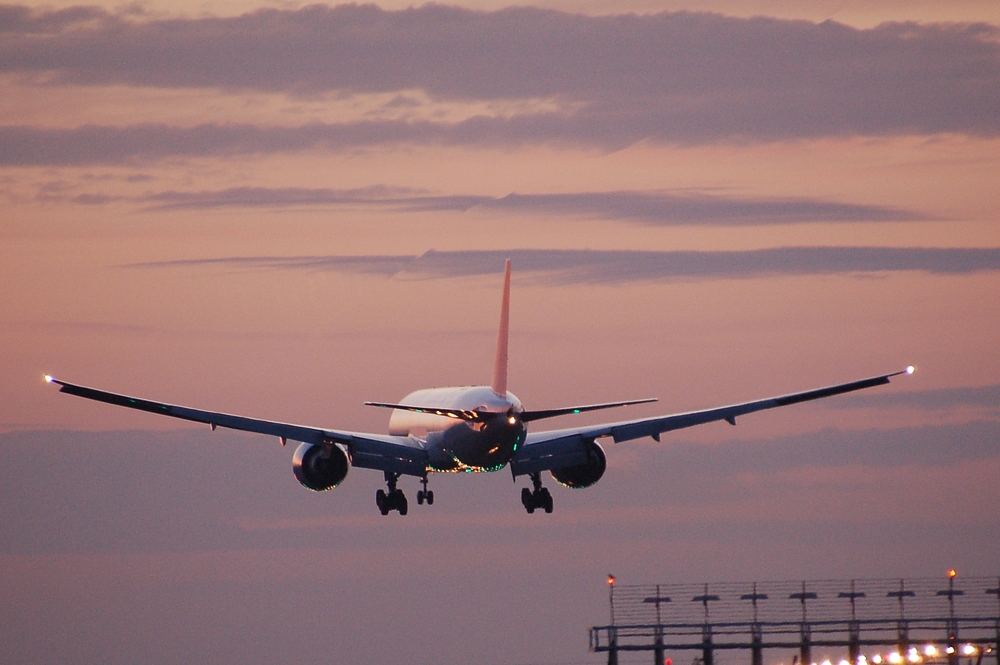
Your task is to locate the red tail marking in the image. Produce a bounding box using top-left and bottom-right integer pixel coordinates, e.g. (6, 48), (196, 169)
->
(492, 259), (511, 397)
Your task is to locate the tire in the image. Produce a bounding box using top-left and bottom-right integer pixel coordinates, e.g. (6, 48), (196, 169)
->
(417, 490), (425, 505)
(522, 487), (536, 513)
(398, 494), (408, 516)
(426, 490), (434, 505)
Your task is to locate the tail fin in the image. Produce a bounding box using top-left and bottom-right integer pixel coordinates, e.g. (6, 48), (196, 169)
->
(491, 259), (511, 397)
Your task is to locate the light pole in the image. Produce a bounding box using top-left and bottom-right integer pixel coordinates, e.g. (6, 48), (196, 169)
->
(607, 574), (616, 625)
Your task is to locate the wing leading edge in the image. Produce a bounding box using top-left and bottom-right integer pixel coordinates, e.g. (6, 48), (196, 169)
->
(510, 367), (914, 478)
(45, 376), (428, 477)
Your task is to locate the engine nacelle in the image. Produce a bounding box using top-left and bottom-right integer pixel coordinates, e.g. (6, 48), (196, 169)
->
(550, 439), (607, 489)
(292, 441), (349, 492)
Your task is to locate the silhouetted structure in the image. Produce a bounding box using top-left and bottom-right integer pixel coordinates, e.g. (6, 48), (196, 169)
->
(590, 577), (1000, 665)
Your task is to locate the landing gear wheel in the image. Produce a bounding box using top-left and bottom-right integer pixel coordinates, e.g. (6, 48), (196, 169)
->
(377, 472), (408, 515)
(376, 489), (389, 516)
(521, 487), (535, 514)
(417, 477), (433, 507)
(521, 473), (553, 514)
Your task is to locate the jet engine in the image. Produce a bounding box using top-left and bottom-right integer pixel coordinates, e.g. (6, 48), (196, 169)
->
(550, 439), (606, 488)
(292, 441), (349, 491)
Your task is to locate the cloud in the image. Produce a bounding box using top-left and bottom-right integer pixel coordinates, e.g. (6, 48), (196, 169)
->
(829, 383), (1000, 411)
(0, 118), (637, 165)
(0, 4), (111, 35)
(0, 122), (436, 166)
(129, 247), (1000, 283)
(143, 185), (433, 209)
(140, 187), (925, 224)
(1, 4), (999, 149)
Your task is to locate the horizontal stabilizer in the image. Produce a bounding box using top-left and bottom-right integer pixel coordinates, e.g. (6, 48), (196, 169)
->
(521, 398), (657, 423)
(364, 401), (483, 421)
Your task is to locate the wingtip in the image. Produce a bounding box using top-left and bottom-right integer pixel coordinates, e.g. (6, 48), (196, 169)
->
(43, 374), (54, 384)
(885, 365), (916, 380)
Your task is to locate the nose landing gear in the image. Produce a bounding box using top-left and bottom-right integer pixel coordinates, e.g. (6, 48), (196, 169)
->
(376, 471), (408, 516)
(520, 472), (553, 514)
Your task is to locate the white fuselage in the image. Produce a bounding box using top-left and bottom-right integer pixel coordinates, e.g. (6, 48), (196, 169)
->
(388, 385), (526, 473)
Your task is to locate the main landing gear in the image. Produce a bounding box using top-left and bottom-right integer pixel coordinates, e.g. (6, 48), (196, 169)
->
(376, 474), (435, 515)
(521, 472), (553, 514)
(376, 472), (408, 516)
(416, 476), (434, 506)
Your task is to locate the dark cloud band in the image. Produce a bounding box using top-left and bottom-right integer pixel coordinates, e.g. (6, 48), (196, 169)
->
(827, 384), (1000, 410)
(137, 186), (923, 225)
(1, 4), (998, 147)
(131, 247), (1000, 283)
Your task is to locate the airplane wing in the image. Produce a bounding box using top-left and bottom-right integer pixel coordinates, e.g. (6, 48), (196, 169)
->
(510, 367), (913, 477)
(45, 376), (428, 477)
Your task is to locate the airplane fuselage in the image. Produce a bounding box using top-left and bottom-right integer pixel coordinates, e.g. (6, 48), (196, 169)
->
(388, 386), (526, 472)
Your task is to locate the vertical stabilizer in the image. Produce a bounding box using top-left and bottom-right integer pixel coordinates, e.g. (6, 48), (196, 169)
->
(491, 259), (511, 397)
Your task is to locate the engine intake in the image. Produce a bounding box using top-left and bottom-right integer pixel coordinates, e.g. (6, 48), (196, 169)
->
(550, 439), (606, 489)
(292, 441), (349, 492)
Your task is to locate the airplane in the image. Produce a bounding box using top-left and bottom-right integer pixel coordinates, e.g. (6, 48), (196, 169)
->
(45, 259), (914, 516)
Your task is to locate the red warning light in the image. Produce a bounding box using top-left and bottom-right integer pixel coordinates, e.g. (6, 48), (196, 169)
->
(607, 574), (616, 586)
(948, 569), (957, 578)
(666, 660), (673, 665)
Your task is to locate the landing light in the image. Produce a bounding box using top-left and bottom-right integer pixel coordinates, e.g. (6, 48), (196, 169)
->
(906, 366), (915, 375)
(508, 415), (517, 425)
(44, 374), (54, 383)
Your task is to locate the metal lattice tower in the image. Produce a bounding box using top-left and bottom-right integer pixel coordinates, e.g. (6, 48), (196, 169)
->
(590, 576), (1000, 665)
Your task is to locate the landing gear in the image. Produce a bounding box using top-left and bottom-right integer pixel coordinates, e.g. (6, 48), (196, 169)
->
(416, 476), (434, 506)
(520, 473), (553, 514)
(376, 472), (408, 516)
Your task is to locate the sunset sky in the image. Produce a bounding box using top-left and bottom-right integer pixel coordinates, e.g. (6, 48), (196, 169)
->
(1, 1), (998, 664)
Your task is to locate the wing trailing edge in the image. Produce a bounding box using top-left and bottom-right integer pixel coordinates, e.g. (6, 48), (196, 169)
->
(511, 366), (915, 476)
(44, 375), (429, 477)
